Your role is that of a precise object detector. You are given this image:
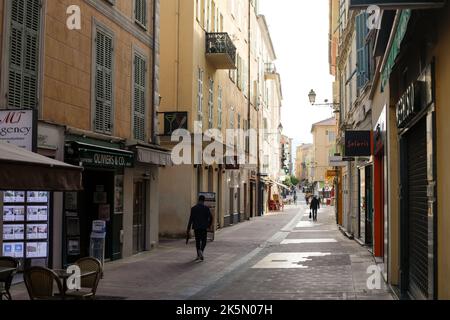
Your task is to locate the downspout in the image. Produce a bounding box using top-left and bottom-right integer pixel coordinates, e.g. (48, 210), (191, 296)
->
(151, 0), (160, 144)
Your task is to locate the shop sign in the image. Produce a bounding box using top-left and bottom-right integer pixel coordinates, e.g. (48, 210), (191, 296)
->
(329, 156), (348, 167)
(349, 0), (444, 9)
(0, 109), (36, 151)
(163, 112), (188, 136)
(396, 64), (434, 128)
(326, 170), (338, 178)
(79, 150), (134, 168)
(345, 131), (372, 157)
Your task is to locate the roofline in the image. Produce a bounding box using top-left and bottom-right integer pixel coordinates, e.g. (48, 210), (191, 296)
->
(257, 15), (277, 61)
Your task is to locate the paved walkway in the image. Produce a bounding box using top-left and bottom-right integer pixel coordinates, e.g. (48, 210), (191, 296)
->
(11, 197), (394, 300)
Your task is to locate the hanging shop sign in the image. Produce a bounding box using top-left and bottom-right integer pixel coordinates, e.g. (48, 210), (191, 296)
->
(163, 112), (188, 136)
(329, 156), (348, 167)
(396, 63), (434, 128)
(0, 109), (37, 151)
(345, 131), (372, 157)
(349, 0), (445, 9)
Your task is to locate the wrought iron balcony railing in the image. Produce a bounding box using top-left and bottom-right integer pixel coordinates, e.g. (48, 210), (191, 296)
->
(206, 32), (237, 70)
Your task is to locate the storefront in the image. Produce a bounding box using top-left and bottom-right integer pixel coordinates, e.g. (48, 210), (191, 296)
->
(358, 164), (373, 247)
(63, 140), (134, 266)
(396, 62), (437, 300)
(0, 141), (82, 271)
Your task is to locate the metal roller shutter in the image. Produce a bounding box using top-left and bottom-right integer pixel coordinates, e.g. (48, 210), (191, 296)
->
(406, 118), (428, 299)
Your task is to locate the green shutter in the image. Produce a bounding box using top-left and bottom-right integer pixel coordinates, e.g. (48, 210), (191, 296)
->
(8, 0), (41, 109)
(133, 54), (146, 141)
(135, 0), (147, 28)
(356, 12), (369, 90)
(95, 30), (114, 134)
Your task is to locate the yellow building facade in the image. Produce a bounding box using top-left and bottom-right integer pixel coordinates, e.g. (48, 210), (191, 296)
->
(311, 118), (336, 190)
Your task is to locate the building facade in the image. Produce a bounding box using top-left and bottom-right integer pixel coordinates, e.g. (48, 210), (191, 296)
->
(0, 0), (170, 269)
(332, 0), (450, 300)
(158, 0), (282, 236)
(295, 143), (313, 183)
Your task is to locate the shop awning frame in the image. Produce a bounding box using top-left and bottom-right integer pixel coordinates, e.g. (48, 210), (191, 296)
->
(0, 141), (83, 191)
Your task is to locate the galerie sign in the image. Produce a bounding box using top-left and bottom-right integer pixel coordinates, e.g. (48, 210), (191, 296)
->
(0, 110), (35, 151)
(349, 0), (445, 9)
(345, 131), (372, 157)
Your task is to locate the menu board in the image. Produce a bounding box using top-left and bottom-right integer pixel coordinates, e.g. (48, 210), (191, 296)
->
(2, 191), (50, 261)
(2, 242), (25, 258)
(3, 206), (25, 222)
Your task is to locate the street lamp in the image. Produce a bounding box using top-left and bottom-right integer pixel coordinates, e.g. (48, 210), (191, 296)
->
(308, 89), (340, 113)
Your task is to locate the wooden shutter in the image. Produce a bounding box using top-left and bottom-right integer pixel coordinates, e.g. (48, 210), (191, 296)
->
(135, 0), (147, 28)
(8, 0), (41, 109)
(356, 12), (369, 90)
(133, 54), (146, 141)
(94, 29), (114, 134)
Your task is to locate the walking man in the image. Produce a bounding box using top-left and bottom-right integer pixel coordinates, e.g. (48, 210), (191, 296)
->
(187, 195), (213, 261)
(310, 196), (320, 222)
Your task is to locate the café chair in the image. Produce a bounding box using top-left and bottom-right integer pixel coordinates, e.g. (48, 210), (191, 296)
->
(0, 257), (19, 300)
(65, 257), (102, 300)
(24, 267), (64, 300)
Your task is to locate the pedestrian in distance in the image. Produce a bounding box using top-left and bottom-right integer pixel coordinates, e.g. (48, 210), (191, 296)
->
(187, 195), (213, 262)
(310, 196), (320, 222)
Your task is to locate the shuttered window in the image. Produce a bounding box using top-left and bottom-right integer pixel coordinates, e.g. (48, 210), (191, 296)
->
(135, 0), (147, 29)
(133, 54), (147, 141)
(217, 86), (222, 130)
(356, 12), (369, 91)
(208, 78), (214, 129)
(8, 0), (41, 109)
(94, 29), (114, 134)
(197, 68), (204, 122)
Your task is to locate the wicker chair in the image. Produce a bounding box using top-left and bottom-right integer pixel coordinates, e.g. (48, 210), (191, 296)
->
(24, 267), (64, 300)
(0, 257), (19, 300)
(65, 257), (102, 300)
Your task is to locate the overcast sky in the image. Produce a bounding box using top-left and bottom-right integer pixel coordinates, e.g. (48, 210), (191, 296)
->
(260, 0), (335, 150)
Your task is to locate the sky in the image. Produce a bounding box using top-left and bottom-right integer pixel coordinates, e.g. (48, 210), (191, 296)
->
(259, 0), (335, 150)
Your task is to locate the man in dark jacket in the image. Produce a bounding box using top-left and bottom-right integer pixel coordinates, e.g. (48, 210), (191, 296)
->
(187, 195), (213, 261)
(310, 196), (320, 222)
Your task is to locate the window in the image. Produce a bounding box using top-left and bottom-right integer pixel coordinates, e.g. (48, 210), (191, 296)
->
(208, 78), (214, 129)
(197, 68), (204, 122)
(218, 86), (223, 130)
(329, 131), (336, 143)
(356, 12), (370, 91)
(94, 28), (114, 134)
(135, 0), (147, 29)
(133, 53), (147, 141)
(229, 108), (234, 129)
(7, 0), (41, 109)
(236, 55), (242, 90)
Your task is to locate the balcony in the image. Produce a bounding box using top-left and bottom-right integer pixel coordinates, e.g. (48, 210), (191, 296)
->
(265, 63), (278, 80)
(205, 33), (237, 70)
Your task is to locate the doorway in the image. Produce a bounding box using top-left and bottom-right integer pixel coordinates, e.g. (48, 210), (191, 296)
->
(133, 181), (146, 254)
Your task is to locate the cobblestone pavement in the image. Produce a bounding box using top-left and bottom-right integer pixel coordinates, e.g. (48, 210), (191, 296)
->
(11, 196), (394, 300)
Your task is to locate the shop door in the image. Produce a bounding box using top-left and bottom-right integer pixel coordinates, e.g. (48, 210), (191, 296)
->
(133, 181), (146, 254)
(365, 167), (373, 246)
(406, 119), (429, 299)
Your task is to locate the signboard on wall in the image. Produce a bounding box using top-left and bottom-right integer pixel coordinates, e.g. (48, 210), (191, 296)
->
(349, 0), (445, 9)
(345, 131), (372, 157)
(163, 112), (188, 136)
(0, 109), (37, 151)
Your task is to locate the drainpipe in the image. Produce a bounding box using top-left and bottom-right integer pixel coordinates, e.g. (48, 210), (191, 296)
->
(151, 0), (160, 145)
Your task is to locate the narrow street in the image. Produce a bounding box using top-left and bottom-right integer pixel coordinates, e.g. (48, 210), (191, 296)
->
(12, 196), (393, 300)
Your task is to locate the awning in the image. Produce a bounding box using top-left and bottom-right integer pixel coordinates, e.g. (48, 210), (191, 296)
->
(134, 146), (172, 166)
(0, 141), (83, 191)
(272, 180), (291, 191)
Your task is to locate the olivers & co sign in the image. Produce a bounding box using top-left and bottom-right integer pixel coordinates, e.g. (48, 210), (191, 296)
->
(79, 150), (134, 169)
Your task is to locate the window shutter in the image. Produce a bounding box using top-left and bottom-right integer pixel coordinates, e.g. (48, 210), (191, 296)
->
(133, 54), (146, 141)
(135, 0), (147, 28)
(8, 0), (41, 109)
(356, 12), (369, 91)
(95, 30), (114, 134)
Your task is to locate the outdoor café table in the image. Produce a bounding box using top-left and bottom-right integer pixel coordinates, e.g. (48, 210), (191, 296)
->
(53, 268), (97, 297)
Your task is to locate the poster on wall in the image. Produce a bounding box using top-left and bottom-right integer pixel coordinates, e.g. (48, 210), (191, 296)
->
(114, 175), (124, 214)
(65, 192), (78, 210)
(3, 191), (25, 203)
(2, 243), (24, 258)
(98, 204), (111, 222)
(3, 206), (25, 222)
(3, 225), (25, 240)
(0, 110), (35, 150)
(26, 242), (48, 258)
(27, 191), (49, 203)
(67, 238), (80, 256)
(27, 206), (48, 221)
(26, 224), (48, 240)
